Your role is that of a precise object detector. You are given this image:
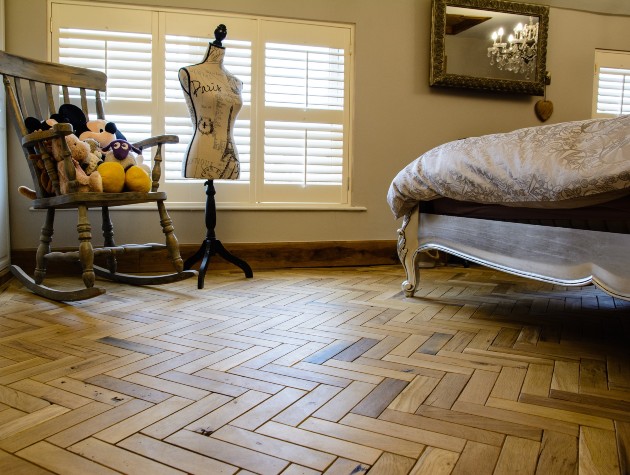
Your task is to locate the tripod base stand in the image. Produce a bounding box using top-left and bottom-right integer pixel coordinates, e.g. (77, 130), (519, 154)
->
(184, 180), (253, 289)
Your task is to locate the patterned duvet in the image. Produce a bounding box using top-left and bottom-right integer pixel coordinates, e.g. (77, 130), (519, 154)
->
(387, 115), (630, 219)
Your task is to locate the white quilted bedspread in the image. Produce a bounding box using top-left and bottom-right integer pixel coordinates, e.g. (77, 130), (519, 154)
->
(387, 115), (630, 219)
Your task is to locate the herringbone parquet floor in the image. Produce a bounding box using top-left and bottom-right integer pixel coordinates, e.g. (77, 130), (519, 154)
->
(0, 263), (629, 474)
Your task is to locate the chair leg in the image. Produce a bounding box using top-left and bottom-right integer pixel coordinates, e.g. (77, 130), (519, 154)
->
(77, 204), (96, 289)
(157, 200), (184, 273)
(34, 208), (55, 284)
(101, 206), (117, 274)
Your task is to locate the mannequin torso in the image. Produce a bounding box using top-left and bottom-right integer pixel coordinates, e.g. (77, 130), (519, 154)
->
(179, 44), (242, 179)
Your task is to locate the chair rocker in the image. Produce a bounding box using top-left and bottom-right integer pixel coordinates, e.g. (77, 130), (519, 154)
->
(0, 50), (196, 301)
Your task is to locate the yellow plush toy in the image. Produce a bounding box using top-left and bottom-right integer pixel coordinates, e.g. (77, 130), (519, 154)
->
(98, 161), (126, 193)
(125, 165), (152, 192)
(98, 161), (151, 193)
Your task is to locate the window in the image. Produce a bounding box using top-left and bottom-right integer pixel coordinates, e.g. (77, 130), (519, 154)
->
(592, 49), (630, 118)
(50, 2), (353, 206)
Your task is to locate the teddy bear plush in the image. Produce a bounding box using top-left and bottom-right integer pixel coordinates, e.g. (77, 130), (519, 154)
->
(58, 103), (126, 148)
(50, 133), (103, 194)
(81, 138), (104, 175)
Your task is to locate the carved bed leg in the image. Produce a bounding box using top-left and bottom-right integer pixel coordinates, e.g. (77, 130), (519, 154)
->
(397, 208), (421, 298)
(34, 208), (55, 284)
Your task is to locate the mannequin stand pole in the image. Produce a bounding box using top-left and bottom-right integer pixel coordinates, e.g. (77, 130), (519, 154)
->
(184, 180), (253, 289)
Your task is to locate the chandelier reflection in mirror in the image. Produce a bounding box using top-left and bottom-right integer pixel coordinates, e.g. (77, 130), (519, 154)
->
(487, 17), (539, 79)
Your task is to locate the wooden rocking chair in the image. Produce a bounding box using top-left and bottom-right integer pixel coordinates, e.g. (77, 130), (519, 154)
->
(0, 50), (196, 301)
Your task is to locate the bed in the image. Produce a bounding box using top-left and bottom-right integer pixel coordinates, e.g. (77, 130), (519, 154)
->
(387, 115), (630, 300)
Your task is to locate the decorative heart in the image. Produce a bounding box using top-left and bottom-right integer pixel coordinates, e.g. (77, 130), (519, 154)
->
(535, 99), (553, 122)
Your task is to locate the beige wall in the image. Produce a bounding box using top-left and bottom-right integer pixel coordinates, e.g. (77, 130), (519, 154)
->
(4, 0), (630, 248)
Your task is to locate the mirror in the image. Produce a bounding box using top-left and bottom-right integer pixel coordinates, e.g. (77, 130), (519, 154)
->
(430, 0), (549, 95)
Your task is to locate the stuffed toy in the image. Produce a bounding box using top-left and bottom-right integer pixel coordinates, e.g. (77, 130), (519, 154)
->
(50, 134), (103, 194)
(24, 113), (69, 155)
(58, 103), (126, 148)
(18, 155), (53, 200)
(102, 139), (142, 170)
(24, 114), (67, 134)
(81, 138), (104, 175)
(98, 161), (126, 193)
(101, 139), (152, 193)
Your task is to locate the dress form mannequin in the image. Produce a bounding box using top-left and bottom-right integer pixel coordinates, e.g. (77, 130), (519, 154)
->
(179, 24), (252, 288)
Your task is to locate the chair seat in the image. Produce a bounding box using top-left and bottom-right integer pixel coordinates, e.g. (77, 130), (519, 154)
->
(32, 191), (168, 210)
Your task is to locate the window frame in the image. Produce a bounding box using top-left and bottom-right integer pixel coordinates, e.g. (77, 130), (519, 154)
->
(48, 0), (354, 209)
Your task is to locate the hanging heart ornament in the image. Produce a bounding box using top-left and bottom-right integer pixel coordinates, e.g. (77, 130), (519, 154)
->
(535, 99), (553, 122)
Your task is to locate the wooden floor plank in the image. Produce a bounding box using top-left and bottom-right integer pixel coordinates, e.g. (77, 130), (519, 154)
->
(16, 441), (120, 475)
(368, 452), (416, 475)
(166, 429), (290, 475)
(118, 433), (238, 475)
(312, 380), (376, 422)
(535, 430), (578, 475)
(46, 399), (154, 448)
(142, 392), (232, 439)
(579, 426), (621, 474)
(257, 420), (382, 465)
(94, 396), (194, 444)
(0, 401), (110, 453)
(451, 441), (500, 475)
(300, 416), (426, 458)
(186, 390), (271, 434)
(408, 447), (459, 475)
(0, 404), (69, 440)
(493, 436), (540, 475)
(212, 424), (336, 470)
(69, 437), (186, 475)
(0, 447), (55, 475)
(340, 412), (466, 452)
(273, 384), (342, 426)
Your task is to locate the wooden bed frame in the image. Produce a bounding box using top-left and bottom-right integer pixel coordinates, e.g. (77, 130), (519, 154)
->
(396, 206), (630, 301)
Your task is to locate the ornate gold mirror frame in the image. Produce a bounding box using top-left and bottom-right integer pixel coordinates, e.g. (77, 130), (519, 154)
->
(430, 0), (549, 95)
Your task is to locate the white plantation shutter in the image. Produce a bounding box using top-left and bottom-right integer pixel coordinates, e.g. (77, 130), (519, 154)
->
(50, 2), (352, 206)
(259, 22), (350, 203)
(593, 50), (630, 117)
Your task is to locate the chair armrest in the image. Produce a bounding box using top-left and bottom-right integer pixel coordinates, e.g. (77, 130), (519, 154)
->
(21, 128), (56, 148)
(132, 135), (179, 192)
(21, 122), (73, 148)
(133, 134), (179, 149)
